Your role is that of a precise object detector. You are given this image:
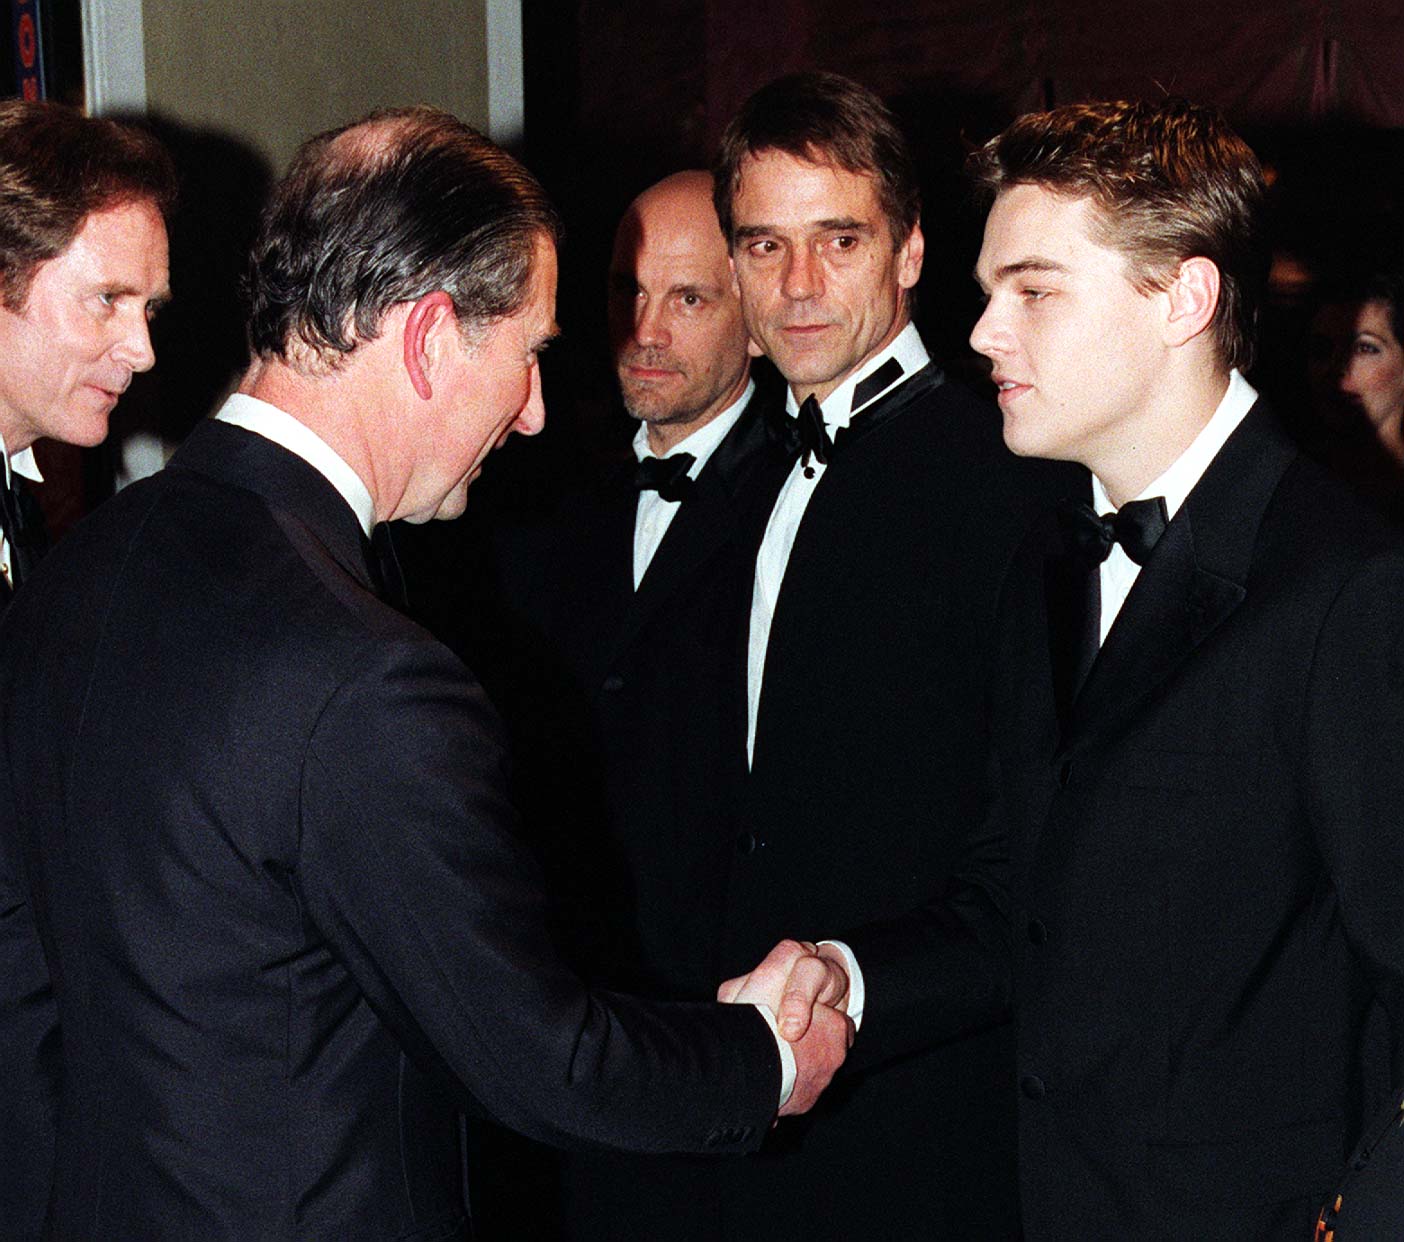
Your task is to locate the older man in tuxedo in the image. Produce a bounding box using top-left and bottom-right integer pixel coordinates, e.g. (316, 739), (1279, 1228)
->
(688, 72), (1075, 1239)
(0, 98), (174, 1236)
(968, 98), (1404, 1237)
(468, 170), (798, 1238)
(0, 107), (851, 1239)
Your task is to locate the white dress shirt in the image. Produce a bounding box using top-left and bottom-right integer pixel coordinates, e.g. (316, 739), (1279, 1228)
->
(1092, 369), (1258, 641)
(747, 321), (930, 764)
(215, 393), (376, 537)
(631, 379), (753, 589)
(0, 434), (42, 590)
(741, 329), (931, 1037)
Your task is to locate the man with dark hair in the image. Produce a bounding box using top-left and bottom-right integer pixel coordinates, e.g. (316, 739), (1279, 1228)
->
(0, 98), (175, 605)
(687, 71), (1071, 1239)
(0, 97), (174, 1238)
(969, 97), (1404, 1235)
(0, 107), (851, 1239)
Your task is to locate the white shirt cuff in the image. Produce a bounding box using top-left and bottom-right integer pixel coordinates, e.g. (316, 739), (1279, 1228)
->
(818, 939), (865, 1031)
(753, 1003), (797, 1107)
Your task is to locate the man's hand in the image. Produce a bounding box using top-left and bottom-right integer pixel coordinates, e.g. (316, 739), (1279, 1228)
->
(718, 938), (850, 1041)
(777, 1001), (853, 1116)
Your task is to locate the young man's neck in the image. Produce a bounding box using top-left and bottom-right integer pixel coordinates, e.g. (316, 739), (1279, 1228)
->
(1093, 366), (1232, 509)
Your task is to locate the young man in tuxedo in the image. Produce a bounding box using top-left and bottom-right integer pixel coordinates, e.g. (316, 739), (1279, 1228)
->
(689, 72), (1071, 1239)
(969, 98), (1404, 1236)
(0, 100), (174, 608)
(0, 108), (853, 1239)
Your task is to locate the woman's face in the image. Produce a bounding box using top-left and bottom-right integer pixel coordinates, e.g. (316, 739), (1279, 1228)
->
(1310, 297), (1404, 434)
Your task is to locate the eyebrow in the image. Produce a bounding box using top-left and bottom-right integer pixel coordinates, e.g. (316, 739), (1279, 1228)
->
(973, 257), (1069, 290)
(732, 217), (877, 241)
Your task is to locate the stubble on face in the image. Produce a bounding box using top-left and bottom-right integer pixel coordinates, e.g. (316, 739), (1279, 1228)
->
(728, 149), (921, 405)
(609, 171), (751, 449)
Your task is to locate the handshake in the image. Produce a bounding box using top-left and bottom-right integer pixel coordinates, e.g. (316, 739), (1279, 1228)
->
(718, 939), (855, 1117)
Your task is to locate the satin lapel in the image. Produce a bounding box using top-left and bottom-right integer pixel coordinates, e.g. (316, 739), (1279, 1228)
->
(835, 362), (945, 452)
(1058, 399), (1295, 758)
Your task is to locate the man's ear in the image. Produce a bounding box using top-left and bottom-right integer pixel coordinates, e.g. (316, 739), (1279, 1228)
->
(1162, 257), (1220, 349)
(402, 291), (458, 401)
(896, 220), (925, 290)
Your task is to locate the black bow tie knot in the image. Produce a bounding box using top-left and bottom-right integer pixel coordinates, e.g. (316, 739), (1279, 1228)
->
(769, 395), (833, 478)
(633, 452), (696, 502)
(1058, 496), (1169, 567)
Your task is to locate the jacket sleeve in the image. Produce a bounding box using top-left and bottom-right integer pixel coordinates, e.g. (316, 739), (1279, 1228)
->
(296, 635), (780, 1156)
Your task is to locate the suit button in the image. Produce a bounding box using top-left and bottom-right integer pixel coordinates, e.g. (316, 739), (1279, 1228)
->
(735, 831), (759, 855)
(601, 674), (624, 692)
(1027, 917), (1048, 945)
(1057, 760), (1072, 788)
(703, 1127), (724, 1148)
(1020, 1074), (1046, 1100)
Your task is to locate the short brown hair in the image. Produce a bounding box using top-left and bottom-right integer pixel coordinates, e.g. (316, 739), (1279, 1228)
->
(245, 106), (561, 367)
(968, 98), (1267, 371)
(0, 99), (176, 311)
(713, 72), (920, 250)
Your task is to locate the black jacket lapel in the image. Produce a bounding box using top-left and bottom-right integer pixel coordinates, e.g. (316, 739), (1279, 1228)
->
(1058, 399), (1295, 757)
(610, 393), (785, 665)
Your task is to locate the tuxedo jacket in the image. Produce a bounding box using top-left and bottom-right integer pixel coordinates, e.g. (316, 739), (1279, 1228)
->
(666, 363), (1079, 1240)
(0, 420), (779, 1240)
(992, 401), (1404, 1238)
(503, 364), (1070, 1241)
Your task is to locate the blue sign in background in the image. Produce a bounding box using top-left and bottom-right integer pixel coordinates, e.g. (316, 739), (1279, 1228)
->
(10, 0), (45, 100)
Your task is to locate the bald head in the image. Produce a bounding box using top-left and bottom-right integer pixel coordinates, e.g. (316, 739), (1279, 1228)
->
(608, 170), (751, 453)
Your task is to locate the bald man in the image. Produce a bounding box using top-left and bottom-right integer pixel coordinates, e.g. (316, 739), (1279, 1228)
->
(465, 171), (794, 1237)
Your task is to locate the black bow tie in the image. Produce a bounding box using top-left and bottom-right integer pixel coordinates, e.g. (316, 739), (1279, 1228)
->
(767, 395), (834, 478)
(0, 475), (31, 588)
(1058, 496), (1170, 567)
(633, 453), (696, 502)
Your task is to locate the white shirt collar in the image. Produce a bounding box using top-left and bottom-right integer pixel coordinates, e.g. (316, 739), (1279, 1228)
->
(783, 320), (929, 430)
(214, 393), (376, 537)
(1092, 369), (1258, 518)
(0, 431), (42, 488)
(632, 377), (755, 475)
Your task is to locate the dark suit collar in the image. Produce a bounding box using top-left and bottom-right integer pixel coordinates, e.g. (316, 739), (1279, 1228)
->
(1055, 398), (1296, 758)
(168, 419), (376, 592)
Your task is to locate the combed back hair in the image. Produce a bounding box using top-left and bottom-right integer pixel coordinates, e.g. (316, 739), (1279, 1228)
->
(244, 106), (562, 368)
(0, 99), (176, 310)
(713, 72), (920, 250)
(968, 98), (1268, 372)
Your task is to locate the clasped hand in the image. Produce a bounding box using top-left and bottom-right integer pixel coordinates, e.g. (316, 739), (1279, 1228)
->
(718, 939), (854, 1116)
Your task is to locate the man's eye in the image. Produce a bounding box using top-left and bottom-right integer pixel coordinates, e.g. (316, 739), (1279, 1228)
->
(680, 293), (702, 308)
(833, 235), (858, 250)
(747, 239), (777, 257)
(1022, 288), (1050, 302)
